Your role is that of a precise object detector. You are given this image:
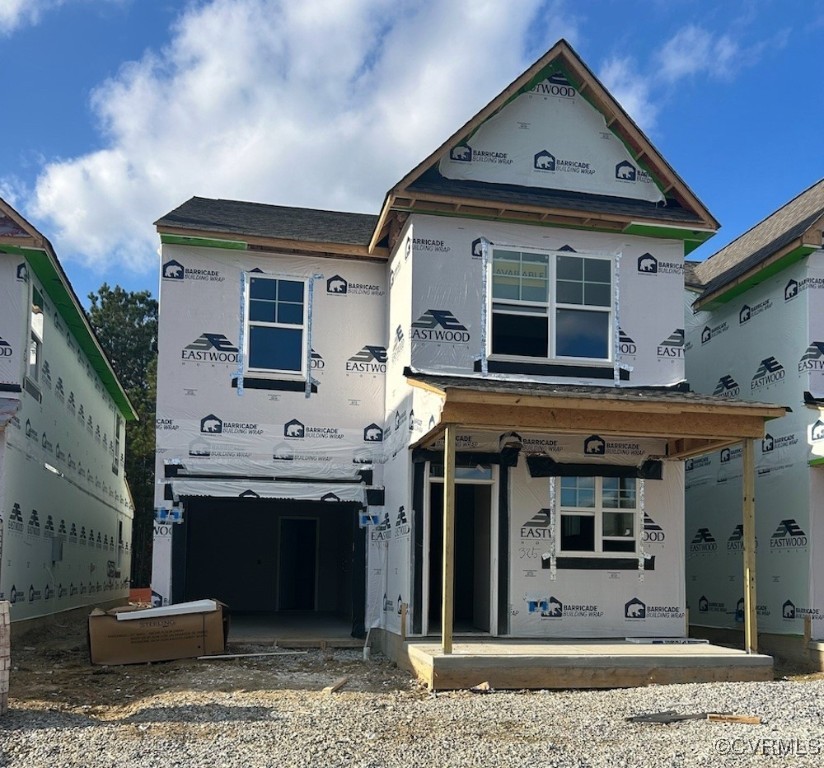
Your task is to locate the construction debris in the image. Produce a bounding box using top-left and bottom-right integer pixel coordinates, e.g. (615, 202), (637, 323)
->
(322, 676), (350, 694)
(627, 710), (761, 725)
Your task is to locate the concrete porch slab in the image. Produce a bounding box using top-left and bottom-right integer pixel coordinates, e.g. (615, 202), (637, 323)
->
(405, 639), (774, 690)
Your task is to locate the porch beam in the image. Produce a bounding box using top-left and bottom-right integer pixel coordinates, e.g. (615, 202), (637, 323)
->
(742, 438), (758, 654)
(439, 402), (770, 441)
(666, 438), (739, 460)
(442, 424), (457, 655)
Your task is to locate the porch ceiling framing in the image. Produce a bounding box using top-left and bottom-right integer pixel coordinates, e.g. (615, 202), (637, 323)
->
(407, 375), (786, 657)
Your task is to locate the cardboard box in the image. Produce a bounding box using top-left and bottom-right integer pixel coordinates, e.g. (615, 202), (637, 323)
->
(88, 599), (228, 665)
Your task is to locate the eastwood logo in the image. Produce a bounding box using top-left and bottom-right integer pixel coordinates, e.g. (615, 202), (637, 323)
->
(657, 329), (684, 358)
(726, 524), (759, 553)
(162, 259), (223, 282)
(618, 329), (636, 356)
(67, 391), (75, 414)
(624, 598), (646, 619)
(642, 513), (665, 543)
(799, 342), (824, 372)
(713, 375), (740, 398)
(531, 71), (576, 98)
(326, 274), (383, 296)
(521, 509), (551, 539)
(739, 298), (772, 324)
(371, 511), (392, 541)
(583, 434), (644, 456)
(0, 336), (13, 356)
(689, 527), (718, 552)
(770, 519), (808, 549)
(411, 310), (470, 343)
(394, 506), (411, 538)
(27, 510), (40, 536)
(449, 144), (472, 162)
(390, 324), (405, 362)
(363, 424), (383, 442)
(8, 503), (23, 533)
(346, 346), (387, 373)
(182, 334), (239, 363)
(308, 348), (325, 370)
(785, 276), (824, 301)
(636, 253), (683, 275)
(751, 356), (785, 390)
(700, 322), (728, 344)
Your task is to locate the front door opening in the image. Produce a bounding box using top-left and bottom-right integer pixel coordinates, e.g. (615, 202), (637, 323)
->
(428, 483), (492, 633)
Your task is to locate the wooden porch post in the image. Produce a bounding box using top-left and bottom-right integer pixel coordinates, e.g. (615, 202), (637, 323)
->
(442, 424), (456, 655)
(742, 438), (758, 654)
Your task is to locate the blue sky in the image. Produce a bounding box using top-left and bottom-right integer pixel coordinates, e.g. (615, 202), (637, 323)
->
(2, 0), (823, 304)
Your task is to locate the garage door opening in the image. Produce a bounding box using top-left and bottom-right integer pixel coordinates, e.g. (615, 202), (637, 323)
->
(176, 497), (365, 637)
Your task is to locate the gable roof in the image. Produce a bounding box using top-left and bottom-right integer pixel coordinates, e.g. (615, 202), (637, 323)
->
(370, 39), (718, 253)
(0, 199), (137, 421)
(156, 197), (385, 259)
(693, 179), (824, 309)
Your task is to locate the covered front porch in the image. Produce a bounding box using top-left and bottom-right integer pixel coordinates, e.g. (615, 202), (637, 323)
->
(401, 373), (785, 689)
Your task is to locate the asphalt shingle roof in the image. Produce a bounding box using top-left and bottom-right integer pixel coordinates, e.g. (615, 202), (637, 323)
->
(407, 168), (703, 224)
(694, 179), (824, 299)
(155, 196), (379, 246)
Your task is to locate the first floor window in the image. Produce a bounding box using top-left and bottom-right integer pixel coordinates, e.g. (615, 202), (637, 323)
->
(247, 276), (306, 375)
(490, 248), (612, 361)
(558, 476), (637, 554)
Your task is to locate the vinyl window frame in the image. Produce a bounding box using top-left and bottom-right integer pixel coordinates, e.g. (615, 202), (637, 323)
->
(244, 274), (309, 378)
(556, 476), (638, 557)
(486, 246), (614, 364)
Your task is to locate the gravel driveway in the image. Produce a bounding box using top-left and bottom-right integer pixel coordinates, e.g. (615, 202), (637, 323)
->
(2, 616), (823, 767)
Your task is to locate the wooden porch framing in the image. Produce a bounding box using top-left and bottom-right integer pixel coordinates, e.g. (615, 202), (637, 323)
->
(407, 375), (786, 660)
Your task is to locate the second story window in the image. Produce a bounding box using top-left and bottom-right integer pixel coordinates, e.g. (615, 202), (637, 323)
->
(246, 276), (307, 376)
(489, 249), (612, 362)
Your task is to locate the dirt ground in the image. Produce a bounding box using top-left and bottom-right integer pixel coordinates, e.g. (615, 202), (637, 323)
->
(7, 607), (823, 721)
(7, 608), (418, 719)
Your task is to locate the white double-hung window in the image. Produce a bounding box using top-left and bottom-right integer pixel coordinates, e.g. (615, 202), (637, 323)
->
(558, 476), (637, 555)
(246, 276), (307, 376)
(489, 248), (612, 361)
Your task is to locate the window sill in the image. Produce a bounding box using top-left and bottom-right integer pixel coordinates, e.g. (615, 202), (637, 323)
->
(232, 376), (317, 393)
(474, 358), (628, 380)
(544, 555), (654, 571)
(23, 377), (42, 402)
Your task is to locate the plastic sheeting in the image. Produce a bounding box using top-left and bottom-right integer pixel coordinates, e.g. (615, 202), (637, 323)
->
(685, 251), (824, 637)
(169, 479), (367, 505)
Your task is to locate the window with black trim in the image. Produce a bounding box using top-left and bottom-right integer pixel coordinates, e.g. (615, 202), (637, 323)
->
(246, 276), (307, 375)
(558, 476), (637, 555)
(489, 248), (612, 361)
(28, 287), (44, 387)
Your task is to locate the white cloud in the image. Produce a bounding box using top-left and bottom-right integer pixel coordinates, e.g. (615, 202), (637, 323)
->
(655, 25), (741, 82)
(0, 0), (124, 35)
(28, 0), (584, 273)
(598, 56), (659, 133)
